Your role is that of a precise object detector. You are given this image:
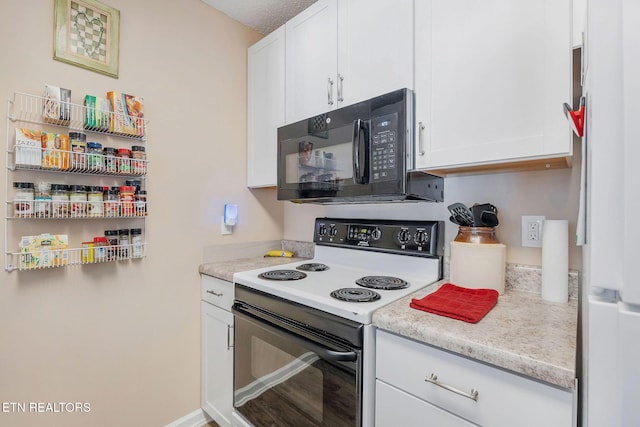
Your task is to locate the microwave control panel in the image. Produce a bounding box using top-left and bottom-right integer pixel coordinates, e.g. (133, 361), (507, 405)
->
(370, 113), (399, 182)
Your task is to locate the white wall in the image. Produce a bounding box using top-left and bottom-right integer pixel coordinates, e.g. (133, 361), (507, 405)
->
(0, 1), (282, 426)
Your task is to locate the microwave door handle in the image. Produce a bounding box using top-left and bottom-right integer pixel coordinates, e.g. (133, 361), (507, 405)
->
(352, 119), (367, 184)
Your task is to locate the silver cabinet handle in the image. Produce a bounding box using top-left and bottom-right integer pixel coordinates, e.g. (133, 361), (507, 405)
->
(327, 77), (334, 105)
(425, 373), (479, 402)
(206, 289), (223, 297)
(418, 121), (426, 156)
(337, 73), (344, 103)
(227, 325), (234, 349)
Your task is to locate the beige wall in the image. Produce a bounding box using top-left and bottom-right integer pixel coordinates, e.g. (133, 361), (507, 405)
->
(0, 1), (282, 426)
(284, 140), (583, 271)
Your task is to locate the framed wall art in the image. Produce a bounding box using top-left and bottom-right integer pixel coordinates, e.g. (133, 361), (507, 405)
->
(53, 0), (120, 78)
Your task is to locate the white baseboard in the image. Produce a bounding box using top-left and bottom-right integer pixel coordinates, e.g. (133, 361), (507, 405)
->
(165, 408), (212, 427)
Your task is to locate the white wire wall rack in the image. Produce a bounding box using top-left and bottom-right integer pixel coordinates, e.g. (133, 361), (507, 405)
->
(5, 91), (150, 272)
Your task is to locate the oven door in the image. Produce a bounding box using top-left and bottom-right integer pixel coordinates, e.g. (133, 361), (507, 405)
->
(232, 303), (361, 427)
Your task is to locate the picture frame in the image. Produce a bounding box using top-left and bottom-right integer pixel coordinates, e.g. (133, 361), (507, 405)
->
(53, 0), (120, 78)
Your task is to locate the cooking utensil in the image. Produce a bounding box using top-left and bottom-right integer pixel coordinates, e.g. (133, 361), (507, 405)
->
(480, 210), (499, 227)
(447, 203), (474, 226)
(470, 203), (499, 227)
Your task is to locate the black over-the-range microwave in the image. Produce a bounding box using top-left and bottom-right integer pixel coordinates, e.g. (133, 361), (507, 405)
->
(276, 88), (444, 203)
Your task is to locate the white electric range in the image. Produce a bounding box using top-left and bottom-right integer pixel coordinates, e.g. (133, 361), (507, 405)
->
(231, 218), (443, 427)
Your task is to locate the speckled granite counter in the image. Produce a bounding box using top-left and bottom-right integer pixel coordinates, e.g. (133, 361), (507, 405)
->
(372, 280), (577, 390)
(199, 256), (309, 282)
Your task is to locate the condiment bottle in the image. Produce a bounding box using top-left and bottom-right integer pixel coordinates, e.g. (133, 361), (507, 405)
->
(118, 229), (130, 259)
(93, 236), (108, 262)
(130, 228), (143, 258)
(116, 148), (132, 174)
(103, 147), (118, 173)
(87, 186), (104, 217)
(34, 181), (51, 218)
(51, 184), (69, 218)
(69, 184), (87, 218)
(135, 190), (147, 216)
(119, 185), (135, 216)
(13, 182), (34, 218)
(104, 188), (120, 217)
(131, 146), (146, 174)
(105, 230), (119, 261)
(87, 142), (104, 172)
(81, 241), (95, 263)
(69, 132), (87, 170)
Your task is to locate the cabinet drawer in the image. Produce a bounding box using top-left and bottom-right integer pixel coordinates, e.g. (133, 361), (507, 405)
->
(376, 330), (573, 427)
(376, 380), (476, 427)
(201, 274), (234, 310)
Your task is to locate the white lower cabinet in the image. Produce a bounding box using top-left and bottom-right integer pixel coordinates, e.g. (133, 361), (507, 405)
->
(375, 330), (574, 427)
(201, 275), (234, 427)
(376, 380), (475, 426)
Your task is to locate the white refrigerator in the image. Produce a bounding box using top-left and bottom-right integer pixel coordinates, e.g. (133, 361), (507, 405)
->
(583, 0), (640, 425)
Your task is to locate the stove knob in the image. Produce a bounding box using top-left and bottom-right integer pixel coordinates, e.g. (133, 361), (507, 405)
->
(328, 225), (338, 237)
(318, 225), (328, 236)
(414, 230), (429, 245)
(371, 228), (382, 240)
(397, 229), (410, 244)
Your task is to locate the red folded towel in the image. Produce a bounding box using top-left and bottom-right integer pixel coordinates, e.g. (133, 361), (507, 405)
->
(410, 283), (499, 323)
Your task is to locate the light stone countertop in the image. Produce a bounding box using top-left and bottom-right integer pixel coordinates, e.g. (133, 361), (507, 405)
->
(199, 256), (310, 282)
(372, 280), (578, 390)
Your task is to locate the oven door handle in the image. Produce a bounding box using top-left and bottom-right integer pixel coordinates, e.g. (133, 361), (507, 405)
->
(233, 304), (358, 363)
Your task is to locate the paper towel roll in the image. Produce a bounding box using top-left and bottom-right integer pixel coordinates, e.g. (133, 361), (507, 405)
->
(541, 220), (569, 303)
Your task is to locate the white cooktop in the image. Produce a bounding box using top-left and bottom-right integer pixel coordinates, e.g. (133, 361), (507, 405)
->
(233, 246), (441, 323)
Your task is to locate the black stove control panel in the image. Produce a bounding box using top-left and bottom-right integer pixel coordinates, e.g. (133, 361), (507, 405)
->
(314, 218), (444, 258)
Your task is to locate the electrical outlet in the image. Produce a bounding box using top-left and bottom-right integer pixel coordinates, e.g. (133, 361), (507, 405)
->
(521, 215), (545, 247)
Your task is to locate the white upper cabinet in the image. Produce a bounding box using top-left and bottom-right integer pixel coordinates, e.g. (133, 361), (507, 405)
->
(285, 0), (414, 123)
(247, 25), (286, 188)
(285, 0), (338, 123)
(336, 0), (414, 107)
(414, 0), (572, 172)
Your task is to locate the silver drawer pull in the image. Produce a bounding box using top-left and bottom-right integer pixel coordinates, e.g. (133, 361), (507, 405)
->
(206, 289), (223, 297)
(425, 373), (479, 402)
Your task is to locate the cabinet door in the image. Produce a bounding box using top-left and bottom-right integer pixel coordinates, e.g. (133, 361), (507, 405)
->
(415, 0), (572, 170)
(285, 0), (338, 123)
(201, 301), (234, 427)
(336, 0), (414, 107)
(247, 26), (285, 188)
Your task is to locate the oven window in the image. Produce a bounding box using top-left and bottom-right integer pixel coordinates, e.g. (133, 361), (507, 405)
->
(234, 313), (359, 427)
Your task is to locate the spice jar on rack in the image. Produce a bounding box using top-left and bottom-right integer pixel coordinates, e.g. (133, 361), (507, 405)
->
(87, 142), (104, 172)
(103, 147), (117, 173)
(69, 132), (87, 170)
(116, 148), (132, 174)
(69, 185), (87, 218)
(13, 182), (34, 218)
(131, 146), (146, 174)
(51, 184), (69, 218)
(119, 185), (135, 216)
(34, 181), (51, 218)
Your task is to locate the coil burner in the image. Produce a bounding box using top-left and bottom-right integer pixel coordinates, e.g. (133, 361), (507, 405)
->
(330, 288), (381, 303)
(296, 263), (330, 272)
(258, 270), (307, 281)
(355, 276), (409, 290)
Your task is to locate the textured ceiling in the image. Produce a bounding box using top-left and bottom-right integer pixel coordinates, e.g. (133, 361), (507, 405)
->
(202, 0), (318, 35)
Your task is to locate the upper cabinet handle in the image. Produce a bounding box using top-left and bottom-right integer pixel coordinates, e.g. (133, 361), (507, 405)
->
(327, 77), (334, 106)
(337, 73), (344, 103)
(418, 121), (426, 156)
